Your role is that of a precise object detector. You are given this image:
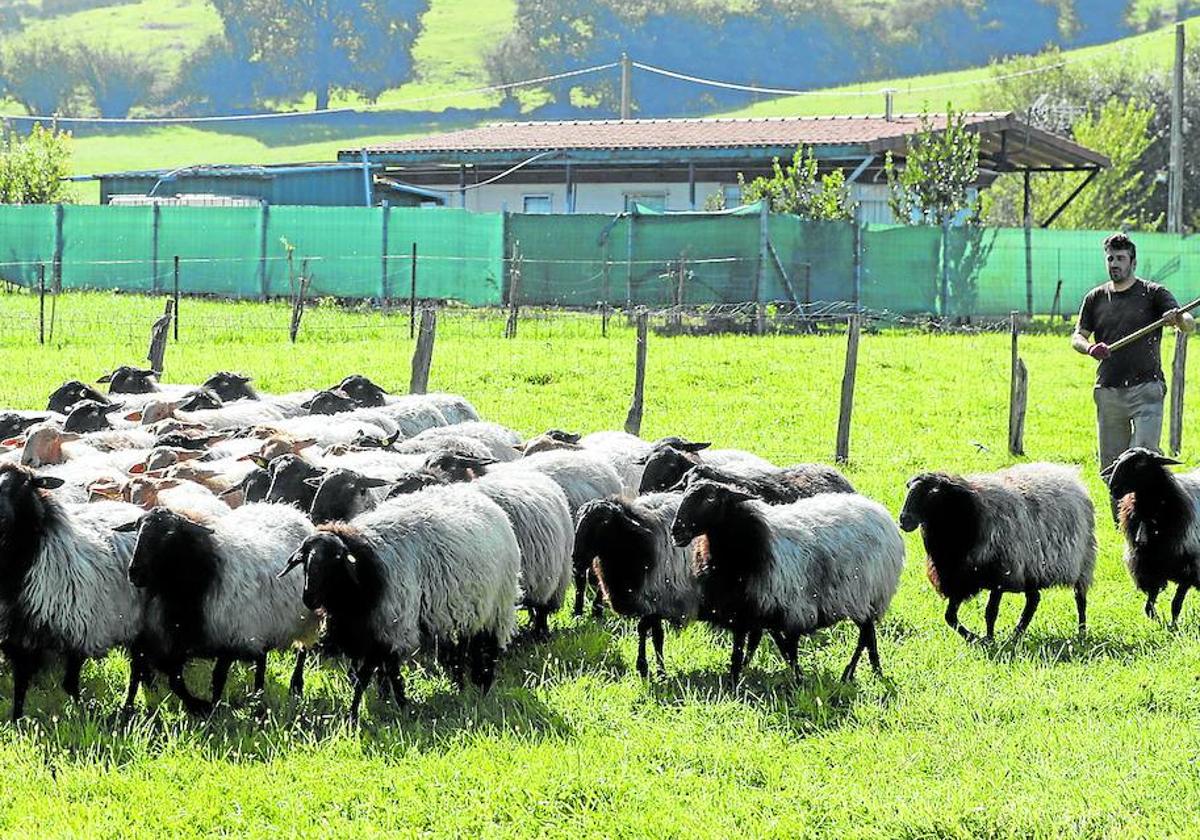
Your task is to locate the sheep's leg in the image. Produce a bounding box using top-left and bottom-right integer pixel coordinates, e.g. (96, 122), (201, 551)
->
(635, 616), (652, 679)
(61, 652), (84, 702)
(863, 620), (883, 676)
(944, 599), (978, 643)
(729, 630), (748, 687)
(1011, 590), (1042, 640)
(590, 579), (605, 619)
(385, 653), (406, 706)
(122, 648), (149, 712)
(983, 591), (1003, 641)
(437, 639), (466, 690)
(210, 656), (232, 704)
(6, 645), (39, 722)
(572, 567), (588, 617)
(650, 618), (666, 677)
(780, 633), (800, 673)
(167, 660), (212, 715)
(1075, 585), (1088, 636)
(469, 632), (500, 694)
(743, 629), (763, 670)
(349, 657), (379, 723)
(252, 654), (268, 694)
(1145, 588), (1161, 621)
(289, 649), (307, 696)
(841, 623), (869, 682)
(1170, 584), (1190, 629)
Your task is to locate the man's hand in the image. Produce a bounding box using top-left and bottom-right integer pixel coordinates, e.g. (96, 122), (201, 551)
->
(1164, 307), (1184, 327)
(1088, 342), (1111, 360)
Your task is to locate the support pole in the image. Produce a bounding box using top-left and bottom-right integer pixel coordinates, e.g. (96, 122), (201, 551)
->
(151, 202), (161, 294)
(257, 201), (270, 301)
(505, 240), (522, 339)
(620, 52), (632, 120)
(1168, 20), (1185, 233)
(1009, 312), (1028, 456)
(1023, 171), (1033, 317)
(147, 299), (174, 375)
(409, 307), (437, 394)
(754, 199), (768, 334)
(53, 203), (63, 295)
(852, 204), (863, 307)
(381, 201), (391, 304)
(38, 263), (45, 345)
(409, 242), (418, 340)
(624, 309), (648, 435)
(1171, 331), (1189, 455)
(173, 255), (180, 341)
(835, 315), (861, 464)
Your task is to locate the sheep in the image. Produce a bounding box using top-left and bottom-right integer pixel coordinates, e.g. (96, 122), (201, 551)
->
(47, 380), (110, 414)
(307, 468), (394, 525)
(412, 392), (479, 425)
(218, 468), (271, 508)
(115, 504), (318, 712)
(280, 483), (521, 720)
(91, 476), (232, 519)
(177, 389), (224, 412)
(638, 443), (775, 494)
(202, 372), (258, 402)
(434, 449), (624, 617)
(64, 401), (129, 433)
(0, 413), (50, 441)
(573, 493), (701, 676)
(899, 463), (1096, 643)
(0, 464), (145, 719)
(98, 366), (161, 394)
(303, 389), (357, 415)
(254, 415), (396, 449)
(521, 430), (651, 496)
(336, 375), (387, 407)
(394, 422), (522, 463)
(671, 480), (904, 685)
(670, 461), (855, 504)
(1102, 448), (1200, 624)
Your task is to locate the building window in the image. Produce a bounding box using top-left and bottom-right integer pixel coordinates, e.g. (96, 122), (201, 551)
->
(624, 192), (667, 212)
(523, 194), (553, 214)
(721, 184), (741, 209)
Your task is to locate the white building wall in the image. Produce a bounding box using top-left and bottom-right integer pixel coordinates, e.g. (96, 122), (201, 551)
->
(421, 181), (733, 214)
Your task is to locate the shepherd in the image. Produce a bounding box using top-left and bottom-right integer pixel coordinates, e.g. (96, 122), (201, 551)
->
(1072, 233), (1195, 494)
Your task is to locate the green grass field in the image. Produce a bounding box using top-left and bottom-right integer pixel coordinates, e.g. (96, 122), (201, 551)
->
(0, 292), (1196, 836)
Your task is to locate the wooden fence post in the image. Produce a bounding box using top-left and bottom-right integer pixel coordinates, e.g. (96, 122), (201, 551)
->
(1008, 312), (1028, 456)
(1170, 330), (1188, 455)
(289, 258), (312, 344)
(409, 242), (418, 340)
(147, 299), (174, 374)
(173, 256), (180, 341)
(410, 307), (437, 394)
(835, 314), (861, 463)
(38, 263), (45, 345)
(624, 308), (648, 435)
(505, 240), (521, 339)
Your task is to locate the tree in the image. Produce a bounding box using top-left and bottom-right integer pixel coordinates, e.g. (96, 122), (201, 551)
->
(0, 124), (73, 204)
(173, 36), (266, 114)
(2, 39), (80, 116)
(209, 0), (431, 111)
(885, 108), (981, 225)
(73, 44), (158, 118)
(737, 146), (853, 221)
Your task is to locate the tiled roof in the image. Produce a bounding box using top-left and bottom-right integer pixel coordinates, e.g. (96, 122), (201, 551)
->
(355, 114), (1012, 154)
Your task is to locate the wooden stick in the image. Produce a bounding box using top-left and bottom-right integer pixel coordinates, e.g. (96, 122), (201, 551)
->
(835, 315), (861, 464)
(1170, 331), (1188, 455)
(1109, 295), (1200, 352)
(624, 309), (648, 435)
(409, 307), (437, 394)
(1008, 312), (1027, 456)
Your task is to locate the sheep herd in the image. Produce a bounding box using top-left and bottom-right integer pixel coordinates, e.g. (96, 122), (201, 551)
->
(0, 365), (1193, 723)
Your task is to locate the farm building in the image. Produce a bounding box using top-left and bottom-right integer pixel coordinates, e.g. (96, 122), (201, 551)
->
(85, 162), (446, 208)
(338, 113), (1108, 223)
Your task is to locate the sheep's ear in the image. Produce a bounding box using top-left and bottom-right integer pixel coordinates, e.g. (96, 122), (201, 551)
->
(1, 437), (22, 449)
(303, 476), (324, 488)
(128, 462), (148, 475)
(175, 449), (205, 463)
(96, 372), (113, 383)
(60, 432), (81, 442)
(124, 411), (143, 422)
(277, 551), (304, 579)
(294, 438), (318, 451)
(1098, 462), (1117, 481)
(1154, 455), (1183, 466)
(247, 455), (270, 469)
(679, 441), (711, 452)
(620, 509), (654, 536)
(632, 453), (649, 465)
(512, 444), (525, 454)
(32, 475), (64, 490)
(360, 476), (392, 489)
(386, 431), (401, 447)
(344, 552), (361, 585)
(113, 519), (140, 533)
(722, 486), (756, 504)
(156, 478), (182, 490)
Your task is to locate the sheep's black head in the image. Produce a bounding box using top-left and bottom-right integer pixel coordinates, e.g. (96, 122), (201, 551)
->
(302, 389), (356, 416)
(650, 437), (710, 453)
(385, 470), (445, 498)
(202, 372), (257, 402)
(98, 366), (159, 394)
(279, 532), (357, 612)
(424, 450), (496, 482)
(47, 380), (110, 415)
(338, 375), (387, 408)
(544, 429), (582, 445)
(898, 472), (975, 533)
(638, 446), (704, 494)
(63, 400), (125, 433)
(219, 468), (271, 507)
(0, 413), (48, 442)
(178, 388), (224, 412)
(671, 480), (753, 547)
(117, 506), (214, 589)
(0, 464), (62, 537)
(1101, 448), (1181, 501)
(351, 428), (401, 450)
(308, 468), (392, 525)
(265, 454), (326, 509)
(153, 431), (225, 452)
(574, 498), (654, 569)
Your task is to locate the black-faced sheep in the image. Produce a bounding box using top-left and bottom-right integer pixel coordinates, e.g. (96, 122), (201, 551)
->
(1102, 448), (1200, 624)
(98, 366), (160, 394)
(574, 493), (700, 676)
(202, 372), (258, 402)
(899, 463), (1096, 642)
(671, 461), (855, 504)
(280, 484), (520, 720)
(47, 381), (110, 415)
(671, 480), (904, 685)
(0, 464), (145, 719)
(638, 443), (774, 494)
(116, 504), (318, 712)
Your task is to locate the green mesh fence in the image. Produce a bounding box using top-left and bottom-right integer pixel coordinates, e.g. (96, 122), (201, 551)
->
(2, 202), (1199, 317)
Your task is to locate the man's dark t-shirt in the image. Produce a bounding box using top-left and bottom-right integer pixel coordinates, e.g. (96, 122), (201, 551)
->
(1077, 278), (1178, 388)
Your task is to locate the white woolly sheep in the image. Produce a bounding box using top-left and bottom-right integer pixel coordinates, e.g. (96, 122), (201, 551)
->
(672, 480), (905, 685)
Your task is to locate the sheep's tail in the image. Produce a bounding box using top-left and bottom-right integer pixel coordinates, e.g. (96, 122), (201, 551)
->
(925, 554), (944, 597)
